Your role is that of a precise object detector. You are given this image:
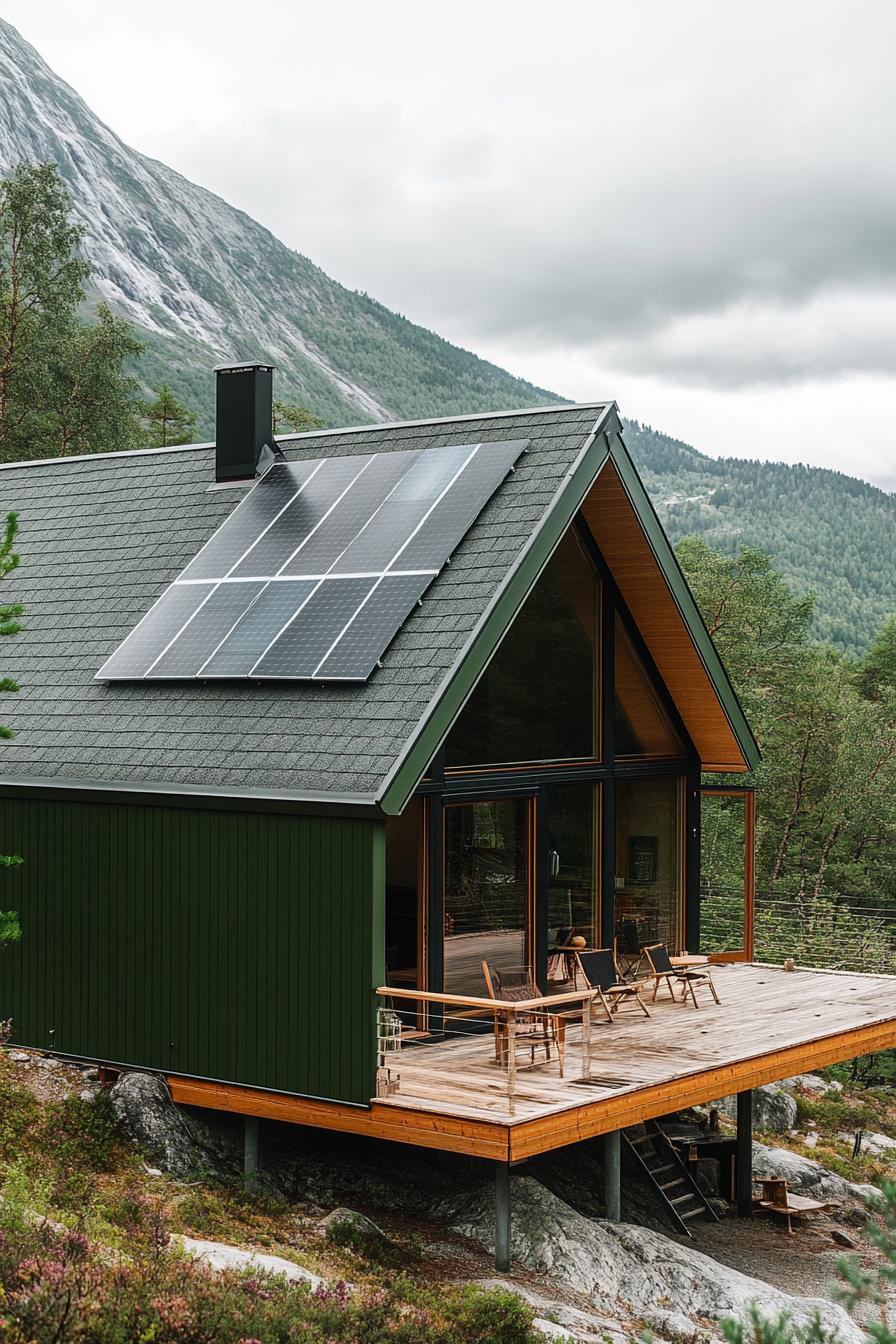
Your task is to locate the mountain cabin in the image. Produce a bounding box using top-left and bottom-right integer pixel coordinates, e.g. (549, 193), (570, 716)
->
(3, 364), (896, 1267)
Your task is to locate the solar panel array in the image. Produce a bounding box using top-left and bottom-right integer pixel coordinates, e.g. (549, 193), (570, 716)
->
(97, 439), (527, 683)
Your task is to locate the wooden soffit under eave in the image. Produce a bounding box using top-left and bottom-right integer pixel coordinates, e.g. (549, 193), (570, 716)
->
(581, 459), (750, 772)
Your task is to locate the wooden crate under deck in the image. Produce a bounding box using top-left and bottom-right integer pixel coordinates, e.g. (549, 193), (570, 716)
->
(169, 964), (896, 1163)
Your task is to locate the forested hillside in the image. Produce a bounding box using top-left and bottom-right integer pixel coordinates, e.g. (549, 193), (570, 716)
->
(624, 421), (896, 654)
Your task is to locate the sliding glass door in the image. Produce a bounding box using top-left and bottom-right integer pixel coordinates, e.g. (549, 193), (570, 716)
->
(614, 776), (684, 952)
(443, 797), (533, 999)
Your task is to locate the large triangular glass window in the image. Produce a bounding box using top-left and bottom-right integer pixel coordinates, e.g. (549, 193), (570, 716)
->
(445, 530), (600, 767)
(614, 616), (683, 758)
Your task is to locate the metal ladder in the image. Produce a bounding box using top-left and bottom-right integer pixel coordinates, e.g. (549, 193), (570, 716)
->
(622, 1120), (720, 1236)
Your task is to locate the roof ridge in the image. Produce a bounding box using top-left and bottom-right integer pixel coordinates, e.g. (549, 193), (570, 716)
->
(274, 401), (611, 444)
(0, 440), (215, 472)
(0, 403), (611, 474)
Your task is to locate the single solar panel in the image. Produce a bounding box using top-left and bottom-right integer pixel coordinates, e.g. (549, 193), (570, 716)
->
(96, 438), (526, 683)
(314, 573), (432, 680)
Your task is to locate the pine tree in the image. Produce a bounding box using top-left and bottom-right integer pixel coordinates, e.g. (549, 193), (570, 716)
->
(140, 384), (198, 448)
(678, 537), (896, 906)
(272, 400), (325, 435)
(0, 162), (143, 462)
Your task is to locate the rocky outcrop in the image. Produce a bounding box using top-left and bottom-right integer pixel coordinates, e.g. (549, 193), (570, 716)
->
(859, 1132), (896, 1158)
(714, 1084), (797, 1133)
(780, 1073), (842, 1095)
(176, 1235), (322, 1289)
(317, 1207), (394, 1260)
(752, 1140), (880, 1205)
(475, 1278), (639, 1343)
(449, 1176), (862, 1343)
(109, 1073), (243, 1180)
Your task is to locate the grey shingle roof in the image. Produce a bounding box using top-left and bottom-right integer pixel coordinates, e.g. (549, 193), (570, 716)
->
(0, 406), (604, 802)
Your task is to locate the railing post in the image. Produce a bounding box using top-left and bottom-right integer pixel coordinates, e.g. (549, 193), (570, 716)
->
(581, 994), (592, 1079)
(506, 1011), (516, 1116)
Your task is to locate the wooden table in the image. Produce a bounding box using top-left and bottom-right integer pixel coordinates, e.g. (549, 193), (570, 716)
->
(547, 945), (588, 986)
(670, 954), (710, 968)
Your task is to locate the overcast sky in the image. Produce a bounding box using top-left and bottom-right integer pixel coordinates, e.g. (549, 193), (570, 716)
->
(5, 1), (896, 488)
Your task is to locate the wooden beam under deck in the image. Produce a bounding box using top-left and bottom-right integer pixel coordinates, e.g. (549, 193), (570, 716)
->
(166, 1077), (513, 1160)
(168, 964), (896, 1163)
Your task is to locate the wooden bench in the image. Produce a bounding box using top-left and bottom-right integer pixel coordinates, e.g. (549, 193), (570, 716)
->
(755, 1178), (833, 1234)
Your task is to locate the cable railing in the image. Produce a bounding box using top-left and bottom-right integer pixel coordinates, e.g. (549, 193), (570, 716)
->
(700, 885), (896, 974)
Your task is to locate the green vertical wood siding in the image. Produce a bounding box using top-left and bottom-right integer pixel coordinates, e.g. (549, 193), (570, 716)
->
(0, 797), (384, 1106)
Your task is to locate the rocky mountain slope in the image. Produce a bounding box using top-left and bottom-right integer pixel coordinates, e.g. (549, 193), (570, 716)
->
(0, 18), (557, 428)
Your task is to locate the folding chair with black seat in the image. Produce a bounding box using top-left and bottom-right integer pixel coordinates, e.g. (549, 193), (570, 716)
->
(642, 943), (720, 1008)
(481, 961), (565, 1075)
(575, 948), (651, 1022)
(614, 919), (643, 978)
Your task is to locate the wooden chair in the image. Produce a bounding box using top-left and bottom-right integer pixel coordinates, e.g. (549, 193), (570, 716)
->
(576, 948), (651, 1022)
(642, 943), (720, 1008)
(756, 1178), (832, 1234)
(481, 961), (565, 1076)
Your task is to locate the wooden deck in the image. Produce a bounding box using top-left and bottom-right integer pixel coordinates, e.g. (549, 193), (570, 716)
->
(169, 963), (896, 1162)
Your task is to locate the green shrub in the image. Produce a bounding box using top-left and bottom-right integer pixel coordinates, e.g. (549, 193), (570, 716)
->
(795, 1092), (879, 1132)
(436, 1282), (541, 1344)
(322, 1210), (418, 1269)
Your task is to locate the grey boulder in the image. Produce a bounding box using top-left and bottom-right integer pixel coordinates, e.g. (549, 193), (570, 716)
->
(177, 1235), (322, 1289)
(860, 1132), (896, 1158)
(714, 1084), (797, 1133)
(109, 1071), (243, 1180)
(780, 1073), (841, 1095)
(751, 1140), (880, 1205)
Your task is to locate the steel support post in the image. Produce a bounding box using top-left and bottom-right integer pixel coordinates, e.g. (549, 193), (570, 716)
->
(244, 1115), (260, 1194)
(736, 1090), (753, 1216)
(495, 1160), (511, 1273)
(604, 1129), (621, 1221)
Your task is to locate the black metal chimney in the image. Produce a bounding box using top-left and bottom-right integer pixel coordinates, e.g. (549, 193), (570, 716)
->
(214, 361), (274, 481)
